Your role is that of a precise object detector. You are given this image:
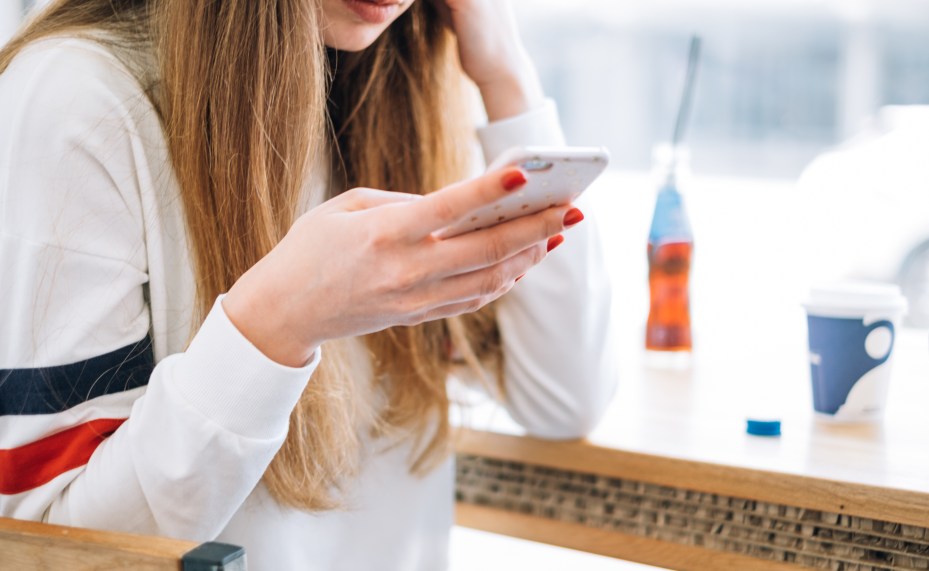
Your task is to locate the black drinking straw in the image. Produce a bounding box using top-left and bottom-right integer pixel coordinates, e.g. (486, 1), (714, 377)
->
(672, 36), (702, 147)
(667, 36), (702, 183)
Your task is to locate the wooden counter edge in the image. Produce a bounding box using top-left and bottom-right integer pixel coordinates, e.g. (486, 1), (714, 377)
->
(454, 428), (929, 529)
(457, 503), (808, 571)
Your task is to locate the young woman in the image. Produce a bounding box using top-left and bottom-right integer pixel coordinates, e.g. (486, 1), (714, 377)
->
(0, 0), (615, 568)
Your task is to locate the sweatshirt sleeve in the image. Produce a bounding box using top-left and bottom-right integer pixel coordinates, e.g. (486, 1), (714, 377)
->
(477, 100), (618, 439)
(0, 39), (317, 541)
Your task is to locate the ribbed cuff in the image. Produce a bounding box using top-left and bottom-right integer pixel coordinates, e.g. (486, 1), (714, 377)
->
(170, 296), (321, 439)
(477, 98), (567, 165)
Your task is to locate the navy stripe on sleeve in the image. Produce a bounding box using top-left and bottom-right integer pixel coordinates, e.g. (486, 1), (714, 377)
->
(0, 336), (154, 415)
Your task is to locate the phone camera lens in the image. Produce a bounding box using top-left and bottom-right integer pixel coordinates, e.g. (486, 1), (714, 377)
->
(521, 159), (554, 172)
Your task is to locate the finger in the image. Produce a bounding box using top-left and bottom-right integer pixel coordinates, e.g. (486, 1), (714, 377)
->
(413, 299), (489, 326)
(411, 243), (544, 320)
(330, 187), (423, 212)
(402, 167), (527, 238)
(428, 204), (571, 277)
(415, 289), (509, 325)
(415, 260), (529, 323)
(444, 243), (544, 299)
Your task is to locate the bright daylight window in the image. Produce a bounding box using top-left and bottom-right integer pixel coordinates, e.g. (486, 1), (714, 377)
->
(515, 0), (929, 328)
(517, 0), (929, 177)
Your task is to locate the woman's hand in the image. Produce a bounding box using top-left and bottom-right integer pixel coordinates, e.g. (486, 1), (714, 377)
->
(222, 168), (578, 367)
(434, 0), (545, 121)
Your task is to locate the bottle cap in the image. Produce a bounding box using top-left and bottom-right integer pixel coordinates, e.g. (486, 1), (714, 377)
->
(746, 418), (781, 437)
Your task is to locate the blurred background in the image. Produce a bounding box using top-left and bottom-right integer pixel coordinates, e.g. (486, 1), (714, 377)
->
(3, 1), (929, 568)
(515, 0), (929, 179)
(508, 0), (929, 331)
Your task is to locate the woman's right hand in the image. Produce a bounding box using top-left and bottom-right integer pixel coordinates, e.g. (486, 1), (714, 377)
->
(222, 168), (578, 367)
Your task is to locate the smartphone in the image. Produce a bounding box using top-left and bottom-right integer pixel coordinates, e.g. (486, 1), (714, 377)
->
(437, 146), (610, 239)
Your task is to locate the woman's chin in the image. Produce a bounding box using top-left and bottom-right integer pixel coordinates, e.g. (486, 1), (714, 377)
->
(323, 27), (386, 52)
(321, 0), (414, 52)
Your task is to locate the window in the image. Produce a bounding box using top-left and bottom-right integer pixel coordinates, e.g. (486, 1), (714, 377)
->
(515, 0), (929, 325)
(515, 0), (929, 179)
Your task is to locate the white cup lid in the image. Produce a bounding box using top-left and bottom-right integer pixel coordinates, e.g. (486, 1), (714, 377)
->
(804, 281), (907, 315)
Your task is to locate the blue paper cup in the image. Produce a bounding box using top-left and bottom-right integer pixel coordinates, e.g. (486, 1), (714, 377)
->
(804, 282), (907, 422)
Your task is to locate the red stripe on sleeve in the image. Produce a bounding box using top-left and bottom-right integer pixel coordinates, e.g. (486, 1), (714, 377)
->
(0, 418), (126, 495)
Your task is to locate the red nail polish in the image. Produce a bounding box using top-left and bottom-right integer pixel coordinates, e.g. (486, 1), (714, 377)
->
(547, 235), (565, 252)
(563, 208), (584, 227)
(515, 274), (525, 282)
(502, 169), (527, 191)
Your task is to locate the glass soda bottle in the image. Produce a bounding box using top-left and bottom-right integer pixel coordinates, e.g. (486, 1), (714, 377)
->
(645, 145), (693, 363)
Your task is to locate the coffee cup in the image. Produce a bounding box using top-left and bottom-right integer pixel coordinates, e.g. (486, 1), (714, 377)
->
(803, 282), (907, 422)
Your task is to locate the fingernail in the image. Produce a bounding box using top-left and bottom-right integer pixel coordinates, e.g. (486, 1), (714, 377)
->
(502, 169), (527, 191)
(515, 274), (525, 282)
(563, 208), (584, 227)
(547, 235), (565, 252)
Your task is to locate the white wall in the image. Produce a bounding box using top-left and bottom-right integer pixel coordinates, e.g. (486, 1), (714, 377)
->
(0, 0), (25, 46)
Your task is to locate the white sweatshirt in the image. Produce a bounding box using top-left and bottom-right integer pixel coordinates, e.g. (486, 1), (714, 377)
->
(0, 37), (616, 570)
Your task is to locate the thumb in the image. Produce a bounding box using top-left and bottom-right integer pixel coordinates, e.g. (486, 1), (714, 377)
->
(334, 187), (424, 212)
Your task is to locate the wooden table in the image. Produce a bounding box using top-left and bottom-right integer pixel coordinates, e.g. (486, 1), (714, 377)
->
(454, 172), (929, 571)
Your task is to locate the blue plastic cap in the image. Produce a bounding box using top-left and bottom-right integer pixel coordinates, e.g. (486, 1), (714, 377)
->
(746, 418), (781, 437)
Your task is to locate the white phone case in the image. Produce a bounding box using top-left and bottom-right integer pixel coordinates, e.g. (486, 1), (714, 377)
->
(437, 146), (610, 239)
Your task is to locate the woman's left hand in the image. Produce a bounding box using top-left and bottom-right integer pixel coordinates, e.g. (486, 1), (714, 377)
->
(433, 0), (545, 121)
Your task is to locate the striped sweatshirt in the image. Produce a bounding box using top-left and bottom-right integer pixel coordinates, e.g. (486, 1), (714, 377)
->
(0, 37), (616, 570)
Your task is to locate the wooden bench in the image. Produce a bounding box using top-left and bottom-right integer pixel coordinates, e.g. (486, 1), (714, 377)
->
(0, 517), (245, 570)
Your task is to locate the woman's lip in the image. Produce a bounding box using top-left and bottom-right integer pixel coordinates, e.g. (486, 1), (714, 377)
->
(342, 0), (403, 24)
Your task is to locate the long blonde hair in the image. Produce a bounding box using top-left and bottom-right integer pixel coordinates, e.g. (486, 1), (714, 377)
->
(2, 0), (502, 510)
